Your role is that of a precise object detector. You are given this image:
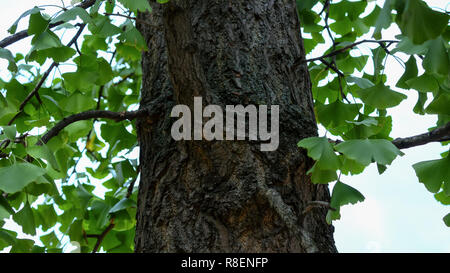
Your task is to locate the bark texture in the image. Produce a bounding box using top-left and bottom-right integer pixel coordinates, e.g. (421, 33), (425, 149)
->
(135, 0), (336, 253)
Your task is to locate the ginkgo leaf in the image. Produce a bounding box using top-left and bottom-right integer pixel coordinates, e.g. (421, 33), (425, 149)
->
(12, 201), (36, 236)
(50, 7), (91, 24)
(397, 0), (449, 44)
(7, 6), (42, 34)
(346, 76), (375, 89)
(406, 74), (439, 93)
(27, 11), (49, 35)
(316, 100), (362, 130)
(373, 0), (392, 39)
(1, 125), (16, 140)
(298, 137), (340, 184)
(425, 92), (450, 115)
(298, 137), (340, 171)
(27, 144), (59, 171)
(396, 56), (418, 89)
(423, 37), (450, 77)
(109, 198), (136, 214)
(335, 139), (404, 166)
(444, 213), (450, 227)
(413, 154), (450, 194)
(326, 181), (365, 223)
(60, 91), (96, 113)
(356, 84), (407, 109)
(118, 0), (151, 13)
(0, 163), (46, 194)
(306, 163), (338, 184)
(0, 48), (18, 72)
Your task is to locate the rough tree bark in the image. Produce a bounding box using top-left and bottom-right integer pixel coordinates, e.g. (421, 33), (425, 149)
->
(135, 0), (337, 253)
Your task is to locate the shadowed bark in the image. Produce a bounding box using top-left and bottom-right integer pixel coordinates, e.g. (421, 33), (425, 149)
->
(135, 0), (336, 253)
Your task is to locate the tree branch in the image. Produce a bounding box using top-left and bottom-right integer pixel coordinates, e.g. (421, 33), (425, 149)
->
(38, 109), (148, 145)
(392, 122), (450, 149)
(329, 122), (450, 150)
(0, 0), (95, 48)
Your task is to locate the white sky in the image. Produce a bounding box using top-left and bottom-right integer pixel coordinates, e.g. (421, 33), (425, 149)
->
(0, 0), (449, 253)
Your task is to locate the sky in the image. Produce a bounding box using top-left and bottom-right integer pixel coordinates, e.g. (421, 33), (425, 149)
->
(0, 0), (449, 253)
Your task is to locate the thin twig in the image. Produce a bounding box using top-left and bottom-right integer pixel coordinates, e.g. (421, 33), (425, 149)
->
(302, 201), (336, 215)
(91, 219), (115, 253)
(305, 40), (400, 63)
(126, 165), (140, 199)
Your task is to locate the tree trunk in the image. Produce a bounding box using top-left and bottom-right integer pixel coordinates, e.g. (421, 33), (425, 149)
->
(135, 0), (336, 253)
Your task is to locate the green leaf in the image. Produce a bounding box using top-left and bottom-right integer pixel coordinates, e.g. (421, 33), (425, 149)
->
(68, 219), (84, 243)
(0, 163), (46, 194)
(356, 84), (407, 109)
(27, 30), (76, 64)
(373, 0), (392, 39)
(26, 144), (59, 171)
(62, 71), (99, 92)
(13, 201), (36, 235)
(40, 232), (60, 248)
(115, 43), (141, 61)
(0, 48), (18, 72)
(397, 0), (449, 44)
(34, 204), (57, 231)
(405, 74), (439, 93)
(391, 35), (429, 55)
(425, 92), (450, 115)
(296, 0), (319, 12)
(118, 26), (148, 52)
(60, 91), (96, 113)
(0, 229), (16, 249)
(64, 120), (93, 142)
(298, 137), (340, 171)
(10, 238), (34, 253)
(413, 92), (427, 115)
(0, 195), (14, 218)
(1, 125), (16, 140)
(109, 198), (136, 214)
(88, 16), (122, 38)
(444, 213), (450, 227)
(50, 7), (91, 24)
(28, 11), (49, 35)
(118, 0), (152, 13)
(8, 6), (43, 34)
(326, 181), (365, 223)
(396, 56), (418, 89)
(335, 139), (404, 166)
(316, 100), (362, 131)
(307, 164), (338, 184)
(339, 155), (366, 175)
(423, 37), (450, 76)
(413, 154), (450, 194)
(435, 191), (450, 205)
(298, 137), (340, 184)
(100, 122), (137, 156)
(346, 76), (375, 89)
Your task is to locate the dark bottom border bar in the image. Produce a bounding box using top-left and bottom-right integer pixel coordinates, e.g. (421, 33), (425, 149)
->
(0, 253), (444, 272)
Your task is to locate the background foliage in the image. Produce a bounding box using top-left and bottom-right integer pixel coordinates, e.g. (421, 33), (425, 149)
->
(0, 0), (448, 252)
